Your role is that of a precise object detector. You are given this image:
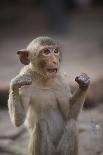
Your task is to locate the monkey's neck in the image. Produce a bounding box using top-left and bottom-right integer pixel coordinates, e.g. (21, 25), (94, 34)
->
(33, 72), (56, 88)
(29, 63), (55, 86)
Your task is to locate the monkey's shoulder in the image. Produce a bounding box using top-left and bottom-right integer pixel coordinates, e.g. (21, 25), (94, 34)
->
(19, 65), (31, 74)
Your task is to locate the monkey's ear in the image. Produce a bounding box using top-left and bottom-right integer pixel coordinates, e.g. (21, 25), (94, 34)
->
(17, 49), (30, 65)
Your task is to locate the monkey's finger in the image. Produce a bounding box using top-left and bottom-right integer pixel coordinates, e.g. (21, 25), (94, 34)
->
(78, 80), (90, 91)
(19, 80), (32, 87)
(82, 79), (90, 87)
(75, 76), (79, 82)
(25, 80), (32, 85)
(75, 74), (90, 83)
(75, 76), (84, 83)
(79, 73), (88, 77)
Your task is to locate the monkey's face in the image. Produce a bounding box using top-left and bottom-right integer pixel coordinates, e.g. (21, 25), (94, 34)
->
(38, 46), (61, 79)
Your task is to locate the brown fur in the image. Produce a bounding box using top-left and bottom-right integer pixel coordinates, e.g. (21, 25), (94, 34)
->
(8, 36), (90, 155)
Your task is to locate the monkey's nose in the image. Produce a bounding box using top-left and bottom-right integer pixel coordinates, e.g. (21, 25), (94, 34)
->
(53, 61), (57, 65)
(51, 54), (58, 65)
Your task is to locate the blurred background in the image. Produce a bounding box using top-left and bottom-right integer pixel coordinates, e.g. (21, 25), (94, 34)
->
(0, 0), (103, 155)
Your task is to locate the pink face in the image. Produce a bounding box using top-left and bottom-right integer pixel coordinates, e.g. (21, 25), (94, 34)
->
(38, 46), (61, 78)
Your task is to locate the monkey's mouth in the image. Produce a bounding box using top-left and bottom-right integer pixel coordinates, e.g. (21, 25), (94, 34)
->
(47, 68), (57, 73)
(46, 68), (58, 77)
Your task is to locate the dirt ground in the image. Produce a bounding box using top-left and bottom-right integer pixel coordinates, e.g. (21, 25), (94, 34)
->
(0, 5), (103, 155)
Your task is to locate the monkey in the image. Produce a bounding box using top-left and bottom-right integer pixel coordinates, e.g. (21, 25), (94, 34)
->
(8, 36), (90, 155)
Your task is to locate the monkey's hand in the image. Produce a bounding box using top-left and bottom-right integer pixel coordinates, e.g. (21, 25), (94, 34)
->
(10, 73), (32, 90)
(75, 73), (90, 90)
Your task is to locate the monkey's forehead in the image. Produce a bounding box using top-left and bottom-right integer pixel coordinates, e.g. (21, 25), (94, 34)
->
(38, 45), (61, 50)
(27, 37), (61, 53)
(27, 45), (61, 54)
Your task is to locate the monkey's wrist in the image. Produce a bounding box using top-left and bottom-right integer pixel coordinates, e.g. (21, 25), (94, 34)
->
(79, 84), (89, 91)
(10, 83), (19, 91)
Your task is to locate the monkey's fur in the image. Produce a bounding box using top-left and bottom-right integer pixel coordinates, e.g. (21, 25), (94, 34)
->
(8, 36), (90, 155)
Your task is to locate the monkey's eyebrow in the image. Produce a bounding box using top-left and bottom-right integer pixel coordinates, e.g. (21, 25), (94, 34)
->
(39, 46), (60, 51)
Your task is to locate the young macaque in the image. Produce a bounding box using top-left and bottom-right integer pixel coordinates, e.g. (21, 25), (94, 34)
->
(8, 36), (90, 155)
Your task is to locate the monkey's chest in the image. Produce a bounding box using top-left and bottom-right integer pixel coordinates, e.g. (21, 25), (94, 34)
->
(31, 89), (58, 111)
(30, 89), (65, 142)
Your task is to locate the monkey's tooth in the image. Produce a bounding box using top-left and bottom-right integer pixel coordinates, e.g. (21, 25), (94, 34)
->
(47, 68), (57, 73)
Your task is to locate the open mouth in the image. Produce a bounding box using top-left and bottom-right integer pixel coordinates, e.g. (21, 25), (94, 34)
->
(47, 68), (58, 74)
(46, 68), (58, 77)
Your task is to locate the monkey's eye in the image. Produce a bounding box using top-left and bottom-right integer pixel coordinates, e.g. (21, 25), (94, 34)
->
(54, 48), (59, 55)
(42, 49), (50, 55)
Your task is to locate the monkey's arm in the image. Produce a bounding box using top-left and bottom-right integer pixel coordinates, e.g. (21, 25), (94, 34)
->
(8, 73), (32, 127)
(69, 73), (90, 120)
(8, 87), (26, 127)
